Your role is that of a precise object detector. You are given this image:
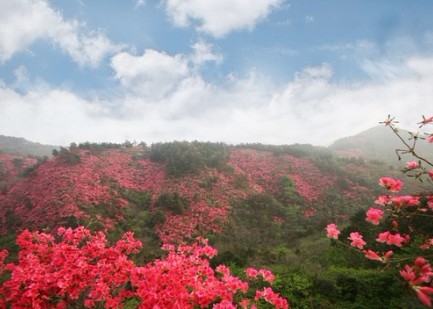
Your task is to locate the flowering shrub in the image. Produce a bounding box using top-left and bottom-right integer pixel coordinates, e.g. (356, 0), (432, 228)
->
(0, 227), (288, 308)
(326, 115), (433, 307)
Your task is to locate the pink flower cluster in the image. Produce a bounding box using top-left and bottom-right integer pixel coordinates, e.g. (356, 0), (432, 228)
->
(378, 177), (402, 192)
(348, 232), (366, 249)
(365, 207), (384, 225)
(325, 223), (340, 239)
(0, 227), (288, 309)
(245, 267), (275, 283)
(400, 258), (433, 307)
(376, 231), (407, 247)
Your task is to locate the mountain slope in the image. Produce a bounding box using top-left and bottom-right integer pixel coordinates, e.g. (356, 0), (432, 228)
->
(329, 125), (433, 164)
(0, 134), (57, 157)
(0, 142), (400, 248)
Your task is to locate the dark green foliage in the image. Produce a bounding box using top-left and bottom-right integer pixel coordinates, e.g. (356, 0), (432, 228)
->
(149, 141), (230, 176)
(120, 189), (151, 210)
(148, 209), (166, 227)
(102, 189), (162, 263)
(275, 176), (304, 205)
(199, 175), (219, 189)
(77, 142), (123, 154)
(237, 143), (326, 158)
(12, 158), (23, 169)
(55, 147), (81, 165)
(4, 209), (21, 230)
(212, 194), (305, 265)
(21, 156), (48, 176)
(211, 250), (248, 268)
(154, 192), (189, 215)
(0, 162), (4, 180)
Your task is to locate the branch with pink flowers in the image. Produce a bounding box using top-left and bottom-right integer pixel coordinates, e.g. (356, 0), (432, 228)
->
(326, 115), (433, 307)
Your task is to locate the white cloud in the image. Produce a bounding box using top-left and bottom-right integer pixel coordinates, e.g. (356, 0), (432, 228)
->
(190, 41), (223, 66)
(134, 0), (145, 8)
(0, 0), (121, 67)
(2, 54), (433, 146)
(111, 49), (189, 99)
(163, 0), (282, 37)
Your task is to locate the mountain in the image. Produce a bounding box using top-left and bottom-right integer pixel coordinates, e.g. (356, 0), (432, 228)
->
(0, 134), (58, 157)
(329, 125), (433, 164)
(0, 142), (402, 248)
(0, 140), (427, 308)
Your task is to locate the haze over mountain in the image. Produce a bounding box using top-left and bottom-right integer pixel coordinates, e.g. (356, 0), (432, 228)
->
(0, 134), (58, 157)
(330, 125), (433, 164)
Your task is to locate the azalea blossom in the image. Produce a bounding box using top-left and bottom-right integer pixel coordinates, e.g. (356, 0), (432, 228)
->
(348, 232), (366, 249)
(415, 286), (433, 307)
(258, 269), (275, 283)
(419, 116), (433, 126)
(376, 231), (406, 247)
(384, 250), (393, 261)
(0, 227), (287, 308)
(366, 207), (384, 225)
(245, 268), (258, 279)
(379, 177), (402, 192)
(363, 250), (382, 262)
(406, 161), (419, 169)
(391, 195), (420, 208)
(400, 257), (433, 307)
(375, 195), (391, 206)
(427, 135), (433, 143)
(325, 223), (340, 239)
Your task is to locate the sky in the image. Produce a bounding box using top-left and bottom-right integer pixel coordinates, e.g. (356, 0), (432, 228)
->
(1, 0), (433, 147)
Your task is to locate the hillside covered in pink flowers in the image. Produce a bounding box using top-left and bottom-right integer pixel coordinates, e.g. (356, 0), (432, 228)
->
(0, 138), (425, 308)
(1, 141), (399, 245)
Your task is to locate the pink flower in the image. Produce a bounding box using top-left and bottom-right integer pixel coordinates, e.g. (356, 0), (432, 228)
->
(391, 195), (420, 208)
(325, 223), (340, 239)
(375, 195), (391, 206)
(379, 177), (402, 192)
(364, 250), (382, 262)
(427, 135), (433, 143)
(376, 231), (405, 247)
(258, 269), (275, 283)
(245, 268), (258, 279)
(420, 116), (433, 126)
(384, 250), (393, 261)
(429, 170), (433, 180)
(366, 208), (384, 225)
(348, 232), (366, 249)
(406, 161), (419, 169)
(376, 231), (390, 243)
(415, 286), (433, 307)
(387, 233), (405, 247)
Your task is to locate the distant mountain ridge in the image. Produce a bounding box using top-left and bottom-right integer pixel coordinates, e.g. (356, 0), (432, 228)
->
(2, 125), (431, 164)
(0, 134), (58, 157)
(329, 125), (433, 164)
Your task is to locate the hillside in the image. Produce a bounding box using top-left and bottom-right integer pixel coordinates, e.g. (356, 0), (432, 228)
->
(0, 142), (399, 245)
(0, 140), (427, 308)
(0, 134), (58, 157)
(329, 125), (433, 164)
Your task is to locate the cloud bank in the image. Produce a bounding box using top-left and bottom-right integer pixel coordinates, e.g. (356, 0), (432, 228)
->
(0, 0), (121, 67)
(1, 47), (433, 146)
(1, 1), (432, 147)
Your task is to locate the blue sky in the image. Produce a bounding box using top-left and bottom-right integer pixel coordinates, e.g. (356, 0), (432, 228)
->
(1, 0), (433, 146)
